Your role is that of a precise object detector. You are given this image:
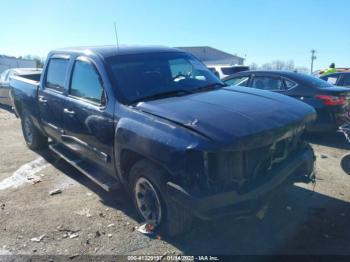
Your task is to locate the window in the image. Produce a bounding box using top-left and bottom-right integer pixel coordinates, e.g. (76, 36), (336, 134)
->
(284, 79), (297, 89)
(45, 59), (69, 92)
(70, 60), (104, 104)
(251, 76), (284, 91)
(169, 59), (194, 79)
(224, 76), (249, 87)
(341, 75), (350, 86)
(106, 52), (222, 103)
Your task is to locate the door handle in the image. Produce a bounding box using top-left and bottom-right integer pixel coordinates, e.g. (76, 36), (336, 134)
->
(38, 96), (47, 103)
(63, 108), (75, 115)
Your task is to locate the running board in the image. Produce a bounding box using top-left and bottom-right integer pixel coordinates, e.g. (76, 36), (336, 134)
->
(49, 143), (120, 192)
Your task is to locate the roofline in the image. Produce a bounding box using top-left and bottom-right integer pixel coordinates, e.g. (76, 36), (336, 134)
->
(176, 46), (245, 60)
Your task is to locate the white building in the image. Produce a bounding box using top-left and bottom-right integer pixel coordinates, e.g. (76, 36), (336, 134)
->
(176, 46), (244, 66)
(0, 55), (37, 73)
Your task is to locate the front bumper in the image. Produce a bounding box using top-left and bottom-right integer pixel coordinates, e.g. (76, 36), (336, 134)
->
(167, 146), (315, 220)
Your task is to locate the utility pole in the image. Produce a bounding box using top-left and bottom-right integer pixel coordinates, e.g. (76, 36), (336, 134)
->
(310, 49), (317, 74)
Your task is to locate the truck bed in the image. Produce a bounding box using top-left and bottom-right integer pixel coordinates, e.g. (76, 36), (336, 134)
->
(10, 74), (42, 130)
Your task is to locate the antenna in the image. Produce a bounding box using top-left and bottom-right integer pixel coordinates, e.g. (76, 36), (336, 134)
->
(113, 22), (120, 52)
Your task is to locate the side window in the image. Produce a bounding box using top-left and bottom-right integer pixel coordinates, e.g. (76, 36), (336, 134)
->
(341, 75), (350, 86)
(284, 79), (297, 89)
(70, 60), (104, 104)
(251, 76), (284, 91)
(45, 58), (69, 92)
(225, 76), (249, 87)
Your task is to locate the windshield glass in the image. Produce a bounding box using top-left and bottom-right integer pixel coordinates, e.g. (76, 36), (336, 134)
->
(106, 52), (223, 103)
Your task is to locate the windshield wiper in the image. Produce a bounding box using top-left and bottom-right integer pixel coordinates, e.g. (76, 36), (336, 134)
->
(192, 83), (226, 93)
(132, 89), (193, 103)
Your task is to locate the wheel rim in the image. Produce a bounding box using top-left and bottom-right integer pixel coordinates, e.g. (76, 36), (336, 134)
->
(24, 118), (33, 144)
(134, 177), (162, 225)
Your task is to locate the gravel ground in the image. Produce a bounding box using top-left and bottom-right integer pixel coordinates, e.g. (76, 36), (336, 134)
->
(1, 105), (350, 258)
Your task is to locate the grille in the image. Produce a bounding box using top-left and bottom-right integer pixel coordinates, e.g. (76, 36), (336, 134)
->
(206, 135), (300, 190)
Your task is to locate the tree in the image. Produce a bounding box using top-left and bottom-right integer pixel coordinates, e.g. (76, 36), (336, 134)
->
(271, 60), (285, 70)
(19, 54), (44, 68)
(285, 60), (295, 71)
(249, 62), (258, 70)
(261, 63), (272, 70)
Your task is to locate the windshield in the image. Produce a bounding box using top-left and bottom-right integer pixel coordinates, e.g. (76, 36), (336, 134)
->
(106, 52), (223, 103)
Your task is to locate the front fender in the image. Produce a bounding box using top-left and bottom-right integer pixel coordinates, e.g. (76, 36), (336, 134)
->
(114, 109), (214, 184)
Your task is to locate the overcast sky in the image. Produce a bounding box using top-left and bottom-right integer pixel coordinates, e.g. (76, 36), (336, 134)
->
(1, 0), (349, 70)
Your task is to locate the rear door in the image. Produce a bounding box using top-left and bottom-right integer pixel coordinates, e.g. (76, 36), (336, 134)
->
(62, 56), (114, 173)
(38, 55), (70, 142)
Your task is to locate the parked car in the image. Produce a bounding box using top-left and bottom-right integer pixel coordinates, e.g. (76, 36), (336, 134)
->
(206, 65), (249, 79)
(223, 70), (350, 132)
(11, 46), (316, 236)
(0, 68), (42, 107)
(320, 72), (350, 88)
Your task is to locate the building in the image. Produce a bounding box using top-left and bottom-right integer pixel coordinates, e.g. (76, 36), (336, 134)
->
(177, 46), (244, 66)
(0, 55), (37, 73)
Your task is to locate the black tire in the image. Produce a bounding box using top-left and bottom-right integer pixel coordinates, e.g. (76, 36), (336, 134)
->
(21, 111), (48, 150)
(129, 159), (193, 237)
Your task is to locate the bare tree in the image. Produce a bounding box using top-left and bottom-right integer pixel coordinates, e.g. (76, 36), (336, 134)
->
(249, 62), (258, 70)
(271, 60), (285, 70)
(261, 63), (273, 70)
(285, 60), (295, 71)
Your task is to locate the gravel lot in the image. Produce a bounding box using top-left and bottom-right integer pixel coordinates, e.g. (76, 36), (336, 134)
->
(1, 105), (350, 257)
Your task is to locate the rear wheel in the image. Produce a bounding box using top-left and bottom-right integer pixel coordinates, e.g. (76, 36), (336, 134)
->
(21, 112), (47, 150)
(129, 159), (193, 237)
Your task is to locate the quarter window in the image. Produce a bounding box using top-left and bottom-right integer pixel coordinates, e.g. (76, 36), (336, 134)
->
(284, 79), (296, 89)
(70, 60), (104, 104)
(251, 76), (284, 91)
(46, 58), (69, 92)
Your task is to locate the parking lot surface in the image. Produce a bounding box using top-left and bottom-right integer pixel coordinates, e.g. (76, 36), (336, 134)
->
(1, 106), (350, 256)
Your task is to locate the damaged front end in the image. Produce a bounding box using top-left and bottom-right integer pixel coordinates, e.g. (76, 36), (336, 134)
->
(167, 128), (316, 220)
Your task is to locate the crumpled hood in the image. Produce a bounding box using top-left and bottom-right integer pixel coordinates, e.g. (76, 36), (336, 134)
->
(135, 87), (316, 147)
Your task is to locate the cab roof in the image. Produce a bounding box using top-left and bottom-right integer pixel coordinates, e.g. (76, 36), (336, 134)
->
(51, 45), (183, 58)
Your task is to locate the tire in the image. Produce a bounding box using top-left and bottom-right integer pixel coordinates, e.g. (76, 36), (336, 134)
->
(129, 159), (193, 237)
(21, 111), (48, 150)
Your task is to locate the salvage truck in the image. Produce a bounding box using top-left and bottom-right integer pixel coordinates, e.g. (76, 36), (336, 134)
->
(11, 46), (316, 236)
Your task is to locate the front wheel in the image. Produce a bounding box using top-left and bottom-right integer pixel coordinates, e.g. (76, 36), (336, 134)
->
(129, 159), (193, 237)
(21, 112), (48, 150)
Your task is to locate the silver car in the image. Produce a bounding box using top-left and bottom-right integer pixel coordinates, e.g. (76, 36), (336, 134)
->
(0, 68), (42, 107)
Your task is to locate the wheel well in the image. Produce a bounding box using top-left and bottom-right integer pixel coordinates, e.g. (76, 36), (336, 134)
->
(120, 149), (144, 181)
(13, 101), (23, 118)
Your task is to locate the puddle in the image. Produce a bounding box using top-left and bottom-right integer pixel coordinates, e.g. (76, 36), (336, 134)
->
(0, 157), (49, 191)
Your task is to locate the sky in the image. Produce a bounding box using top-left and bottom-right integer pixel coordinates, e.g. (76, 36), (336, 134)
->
(1, 0), (349, 70)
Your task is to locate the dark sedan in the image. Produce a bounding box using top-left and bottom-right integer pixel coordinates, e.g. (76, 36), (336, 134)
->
(320, 72), (350, 88)
(223, 70), (350, 132)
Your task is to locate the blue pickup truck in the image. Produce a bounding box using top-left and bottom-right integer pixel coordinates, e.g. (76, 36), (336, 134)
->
(10, 46), (316, 236)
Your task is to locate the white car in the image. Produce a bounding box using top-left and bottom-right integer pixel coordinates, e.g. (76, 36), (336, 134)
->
(0, 68), (42, 107)
(206, 65), (249, 79)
